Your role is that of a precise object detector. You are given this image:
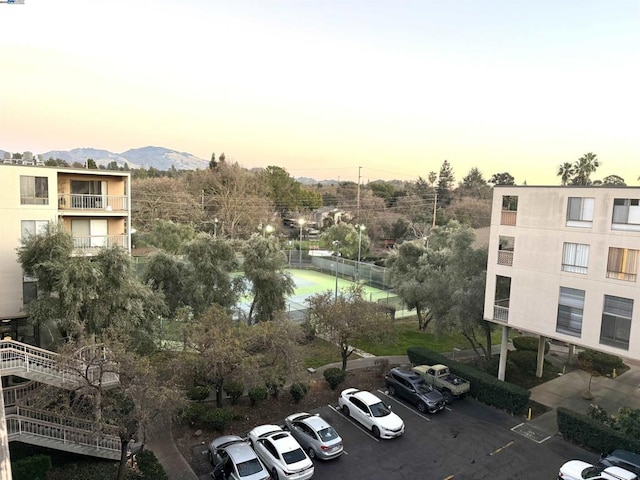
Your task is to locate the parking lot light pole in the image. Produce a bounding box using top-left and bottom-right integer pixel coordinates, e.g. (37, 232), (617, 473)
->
(333, 240), (340, 301)
(356, 224), (365, 281)
(298, 218), (305, 269)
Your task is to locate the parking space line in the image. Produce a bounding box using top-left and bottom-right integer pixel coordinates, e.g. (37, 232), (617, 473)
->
(376, 389), (431, 421)
(489, 440), (514, 456)
(327, 404), (380, 442)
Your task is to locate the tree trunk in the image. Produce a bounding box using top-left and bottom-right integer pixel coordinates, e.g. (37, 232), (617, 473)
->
(117, 435), (130, 480)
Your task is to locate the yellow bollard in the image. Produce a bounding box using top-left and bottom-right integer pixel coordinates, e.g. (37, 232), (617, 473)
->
(612, 368), (617, 378)
(527, 408), (532, 421)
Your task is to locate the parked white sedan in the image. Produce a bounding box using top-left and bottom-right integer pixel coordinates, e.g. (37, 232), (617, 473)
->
(247, 424), (314, 480)
(338, 388), (405, 439)
(559, 460), (638, 480)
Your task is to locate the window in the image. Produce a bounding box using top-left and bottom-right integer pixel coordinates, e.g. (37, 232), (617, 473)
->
(561, 243), (589, 274)
(501, 196), (518, 225)
(20, 176), (49, 205)
(556, 287), (585, 337)
(612, 198), (640, 231)
(21, 220), (49, 240)
(566, 197), (594, 227)
(498, 236), (515, 266)
(600, 295), (633, 350)
(607, 248), (639, 281)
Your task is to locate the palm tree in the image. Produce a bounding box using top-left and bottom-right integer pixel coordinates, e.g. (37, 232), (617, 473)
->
(572, 152), (600, 185)
(557, 162), (574, 186)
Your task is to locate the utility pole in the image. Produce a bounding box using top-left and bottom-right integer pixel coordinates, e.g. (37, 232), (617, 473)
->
(356, 166), (361, 222)
(432, 193), (438, 228)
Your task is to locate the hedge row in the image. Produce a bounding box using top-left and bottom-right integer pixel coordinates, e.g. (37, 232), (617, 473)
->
(557, 407), (640, 453)
(407, 346), (530, 415)
(512, 336), (550, 354)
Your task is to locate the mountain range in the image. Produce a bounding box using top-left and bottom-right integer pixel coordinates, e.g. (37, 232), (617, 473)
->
(1, 146), (209, 171)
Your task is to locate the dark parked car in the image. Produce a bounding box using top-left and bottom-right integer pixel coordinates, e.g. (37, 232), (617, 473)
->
(385, 367), (446, 414)
(600, 450), (640, 477)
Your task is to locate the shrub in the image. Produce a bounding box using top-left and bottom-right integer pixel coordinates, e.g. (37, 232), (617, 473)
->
(508, 350), (537, 371)
(578, 350), (624, 375)
(183, 402), (207, 425)
(323, 368), (346, 390)
(289, 382), (309, 404)
(265, 376), (286, 398)
(249, 386), (268, 406)
(137, 450), (169, 480)
(512, 336), (550, 354)
(204, 407), (235, 432)
(224, 380), (245, 405)
(11, 455), (52, 480)
(186, 385), (210, 402)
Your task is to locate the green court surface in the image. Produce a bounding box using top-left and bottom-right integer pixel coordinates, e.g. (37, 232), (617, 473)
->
(240, 268), (411, 318)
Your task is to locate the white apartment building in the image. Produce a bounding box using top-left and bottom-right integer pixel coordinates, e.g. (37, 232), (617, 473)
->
(484, 186), (640, 380)
(0, 163), (131, 344)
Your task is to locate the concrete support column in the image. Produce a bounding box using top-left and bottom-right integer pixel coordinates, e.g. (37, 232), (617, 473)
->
(497, 325), (510, 381)
(536, 336), (546, 378)
(0, 380), (13, 480)
(567, 344), (575, 365)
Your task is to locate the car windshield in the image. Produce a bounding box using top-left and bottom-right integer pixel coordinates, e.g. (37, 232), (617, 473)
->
(369, 401), (391, 417)
(581, 466), (605, 478)
(282, 448), (306, 465)
(414, 379), (434, 394)
(237, 458), (264, 477)
(317, 426), (338, 441)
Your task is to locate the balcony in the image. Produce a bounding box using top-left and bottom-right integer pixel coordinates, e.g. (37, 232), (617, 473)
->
(58, 194), (128, 212)
(497, 250), (514, 266)
(493, 298), (510, 322)
(500, 210), (517, 226)
(72, 235), (128, 252)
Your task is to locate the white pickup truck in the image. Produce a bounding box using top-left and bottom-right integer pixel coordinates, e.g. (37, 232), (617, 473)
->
(412, 364), (470, 403)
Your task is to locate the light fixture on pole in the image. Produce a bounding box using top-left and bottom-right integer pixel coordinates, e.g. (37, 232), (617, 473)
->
(356, 224), (366, 281)
(298, 218), (305, 269)
(264, 224), (274, 237)
(213, 218), (219, 238)
(333, 240), (340, 301)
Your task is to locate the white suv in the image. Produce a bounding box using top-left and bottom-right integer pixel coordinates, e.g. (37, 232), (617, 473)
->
(559, 460), (638, 480)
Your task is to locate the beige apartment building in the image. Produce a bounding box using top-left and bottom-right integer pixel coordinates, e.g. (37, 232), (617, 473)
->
(0, 163), (131, 344)
(484, 186), (640, 380)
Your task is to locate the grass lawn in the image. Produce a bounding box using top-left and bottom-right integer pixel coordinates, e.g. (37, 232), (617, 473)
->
(355, 318), (504, 356)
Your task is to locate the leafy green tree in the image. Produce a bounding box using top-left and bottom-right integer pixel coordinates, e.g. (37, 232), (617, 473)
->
(319, 224), (370, 260)
(86, 158), (97, 169)
(241, 234), (295, 325)
(262, 166), (304, 213)
(209, 152), (217, 169)
(306, 285), (394, 370)
(557, 162), (574, 186)
(369, 181), (396, 206)
(572, 152), (600, 185)
(458, 167), (491, 199)
(17, 223), (164, 344)
(143, 252), (193, 317)
(106, 161), (119, 170)
(489, 172), (515, 185)
(182, 233), (242, 315)
(184, 306), (300, 407)
(143, 219), (197, 254)
(437, 160), (455, 207)
(601, 175), (626, 186)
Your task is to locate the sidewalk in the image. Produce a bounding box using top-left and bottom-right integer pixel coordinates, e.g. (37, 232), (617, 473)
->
(145, 415), (199, 480)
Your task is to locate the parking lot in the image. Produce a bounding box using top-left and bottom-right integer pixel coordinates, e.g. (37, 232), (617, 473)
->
(304, 389), (597, 480)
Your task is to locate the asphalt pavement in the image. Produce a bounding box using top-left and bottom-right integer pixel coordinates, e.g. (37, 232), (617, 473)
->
(151, 344), (640, 480)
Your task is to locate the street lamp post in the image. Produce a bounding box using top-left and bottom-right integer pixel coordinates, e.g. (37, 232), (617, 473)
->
(213, 218), (219, 238)
(264, 224), (274, 237)
(333, 240), (340, 301)
(356, 224), (366, 281)
(298, 219), (305, 269)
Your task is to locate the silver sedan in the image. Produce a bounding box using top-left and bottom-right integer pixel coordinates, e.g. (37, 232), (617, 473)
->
(283, 412), (344, 460)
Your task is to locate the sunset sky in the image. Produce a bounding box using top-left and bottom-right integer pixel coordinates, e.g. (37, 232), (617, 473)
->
(1, 0), (638, 185)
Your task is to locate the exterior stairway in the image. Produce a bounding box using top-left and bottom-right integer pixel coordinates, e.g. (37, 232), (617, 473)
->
(1, 339), (121, 461)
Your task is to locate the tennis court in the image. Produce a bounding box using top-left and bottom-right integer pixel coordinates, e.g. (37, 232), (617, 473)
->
(239, 268), (412, 321)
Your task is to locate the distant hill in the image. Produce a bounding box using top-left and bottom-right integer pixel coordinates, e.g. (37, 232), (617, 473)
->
(29, 146), (209, 170)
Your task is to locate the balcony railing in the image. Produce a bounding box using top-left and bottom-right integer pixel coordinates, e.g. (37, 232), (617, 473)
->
(500, 210), (517, 226)
(58, 194), (128, 211)
(493, 298), (510, 322)
(72, 235), (127, 251)
(497, 250), (514, 266)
